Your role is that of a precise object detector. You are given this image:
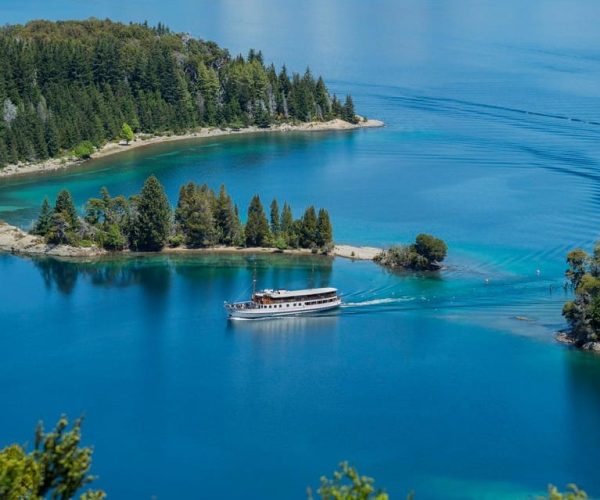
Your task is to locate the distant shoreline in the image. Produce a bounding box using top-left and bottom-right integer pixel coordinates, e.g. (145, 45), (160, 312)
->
(0, 118), (384, 180)
(0, 221), (382, 261)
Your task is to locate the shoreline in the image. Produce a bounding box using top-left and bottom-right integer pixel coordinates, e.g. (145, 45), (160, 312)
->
(0, 222), (382, 261)
(0, 118), (384, 179)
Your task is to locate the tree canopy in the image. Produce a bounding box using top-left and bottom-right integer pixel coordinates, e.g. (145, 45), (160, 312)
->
(32, 177), (334, 253)
(562, 242), (600, 348)
(0, 416), (104, 499)
(0, 19), (358, 168)
(375, 234), (447, 271)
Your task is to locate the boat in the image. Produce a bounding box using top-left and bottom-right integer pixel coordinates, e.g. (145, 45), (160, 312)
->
(224, 286), (341, 319)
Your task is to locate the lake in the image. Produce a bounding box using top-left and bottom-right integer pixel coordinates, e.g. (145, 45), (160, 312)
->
(1, 1), (600, 498)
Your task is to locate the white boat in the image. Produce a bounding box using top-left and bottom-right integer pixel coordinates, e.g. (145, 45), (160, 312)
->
(225, 286), (341, 319)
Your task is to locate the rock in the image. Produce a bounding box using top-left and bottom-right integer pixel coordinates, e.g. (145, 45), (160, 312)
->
(582, 342), (600, 352)
(0, 222), (106, 258)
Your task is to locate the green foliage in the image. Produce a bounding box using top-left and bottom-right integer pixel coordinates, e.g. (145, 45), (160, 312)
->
(0, 445), (42, 500)
(0, 416), (104, 500)
(300, 206), (318, 248)
(72, 141), (95, 159)
(29, 177), (335, 253)
(175, 182), (218, 247)
(562, 242), (600, 346)
(32, 197), (53, 236)
(414, 233), (447, 263)
(545, 484), (587, 499)
(120, 122), (134, 143)
(270, 198), (280, 235)
(245, 194), (270, 247)
(310, 462), (389, 500)
(375, 234), (448, 271)
(316, 208), (333, 248)
(129, 175), (172, 251)
(0, 19), (358, 166)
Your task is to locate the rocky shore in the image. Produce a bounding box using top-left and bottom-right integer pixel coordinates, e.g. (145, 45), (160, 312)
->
(0, 222), (382, 261)
(0, 118), (384, 179)
(556, 331), (600, 352)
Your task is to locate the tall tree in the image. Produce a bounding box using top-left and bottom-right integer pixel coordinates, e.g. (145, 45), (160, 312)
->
(245, 194), (270, 247)
(270, 198), (280, 235)
(54, 189), (80, 232)
(33, 197), (53, 236)
(300, 205), (318, 248)
(129, 175), (171, 251)
(316, 208), (333, 248)
(175, 182), (217, 247)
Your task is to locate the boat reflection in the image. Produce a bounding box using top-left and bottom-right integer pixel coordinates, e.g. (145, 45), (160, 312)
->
(227, 312), (340, 335)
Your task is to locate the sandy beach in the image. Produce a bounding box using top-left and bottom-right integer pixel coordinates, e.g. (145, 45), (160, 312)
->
(0, 118), (384, 179)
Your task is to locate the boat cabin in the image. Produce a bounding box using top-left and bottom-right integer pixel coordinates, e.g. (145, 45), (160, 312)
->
(252, 287), (337, 306)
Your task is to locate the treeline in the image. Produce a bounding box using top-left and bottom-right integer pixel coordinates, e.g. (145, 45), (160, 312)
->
(32, 175), (334, 252)
(0, 19), (359, 167)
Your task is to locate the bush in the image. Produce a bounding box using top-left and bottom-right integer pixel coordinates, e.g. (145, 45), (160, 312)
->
(168, 233), (185, 248)
(72, 141), (95, 159)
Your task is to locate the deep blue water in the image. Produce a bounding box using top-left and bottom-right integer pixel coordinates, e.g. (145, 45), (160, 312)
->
(2, 1), (600, 498)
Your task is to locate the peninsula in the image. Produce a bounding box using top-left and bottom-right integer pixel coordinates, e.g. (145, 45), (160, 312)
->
(0, 175), (386, 261)
(0, 19), (382, 177)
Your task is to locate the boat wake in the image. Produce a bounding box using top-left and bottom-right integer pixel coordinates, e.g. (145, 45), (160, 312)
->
(342, 297), (415, 307)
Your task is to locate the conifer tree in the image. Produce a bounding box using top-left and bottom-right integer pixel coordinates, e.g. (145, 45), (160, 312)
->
(33, 197), (53, 236)
(245, 195), (270, 247)
(54, 189), (80, 232)
(300, 206), (318, 248)
(342, 95), (357, 123)
(215, 184), (236, 245)
(175, 182), (217, 247)
(281, 202), (295, 246)
(270, 199), (280, 235)
(316, 208), (333, 248)
(129, 175), (172, 251)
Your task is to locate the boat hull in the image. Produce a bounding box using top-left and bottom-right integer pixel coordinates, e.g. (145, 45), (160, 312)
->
(226, 299), (341, 319)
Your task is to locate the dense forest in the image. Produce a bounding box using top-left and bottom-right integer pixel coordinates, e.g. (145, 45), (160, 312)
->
(32, 176), (334, 253)
(0, 19), (358, 167)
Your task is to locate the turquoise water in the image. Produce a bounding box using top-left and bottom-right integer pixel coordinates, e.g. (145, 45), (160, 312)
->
(2, 1), (600, 498)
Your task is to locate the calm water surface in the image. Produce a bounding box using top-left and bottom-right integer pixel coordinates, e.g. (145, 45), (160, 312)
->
(2, 1), (600, 498)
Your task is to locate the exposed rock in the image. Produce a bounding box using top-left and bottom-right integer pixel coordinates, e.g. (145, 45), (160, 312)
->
(582, 341), (600, 352)
(0, 222), (105, 257)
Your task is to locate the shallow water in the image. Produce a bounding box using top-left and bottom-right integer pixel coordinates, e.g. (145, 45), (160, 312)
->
(2, 1), (600, 498)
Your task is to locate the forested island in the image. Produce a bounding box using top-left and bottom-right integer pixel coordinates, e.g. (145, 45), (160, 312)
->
(374, 234), (448, 271)
(30, 175), (333, 254)
(560, 244), (600, 352)
(0, 19), (370, 170)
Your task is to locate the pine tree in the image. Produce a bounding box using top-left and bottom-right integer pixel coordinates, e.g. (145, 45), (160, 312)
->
(280, 202), (295, 246)
(300, 205), (318, 248)
(129, 175), (172, 251)
(175, 182), (217, 247)
(215, 184), (236, 245)
(245, 195), (270, 247)
(270, 199), (280, 235)
(33, 197), (53, 236)
(54, 189), (80, 232)
(316, 208), (333, 248)
(342, 95), (357, 123)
